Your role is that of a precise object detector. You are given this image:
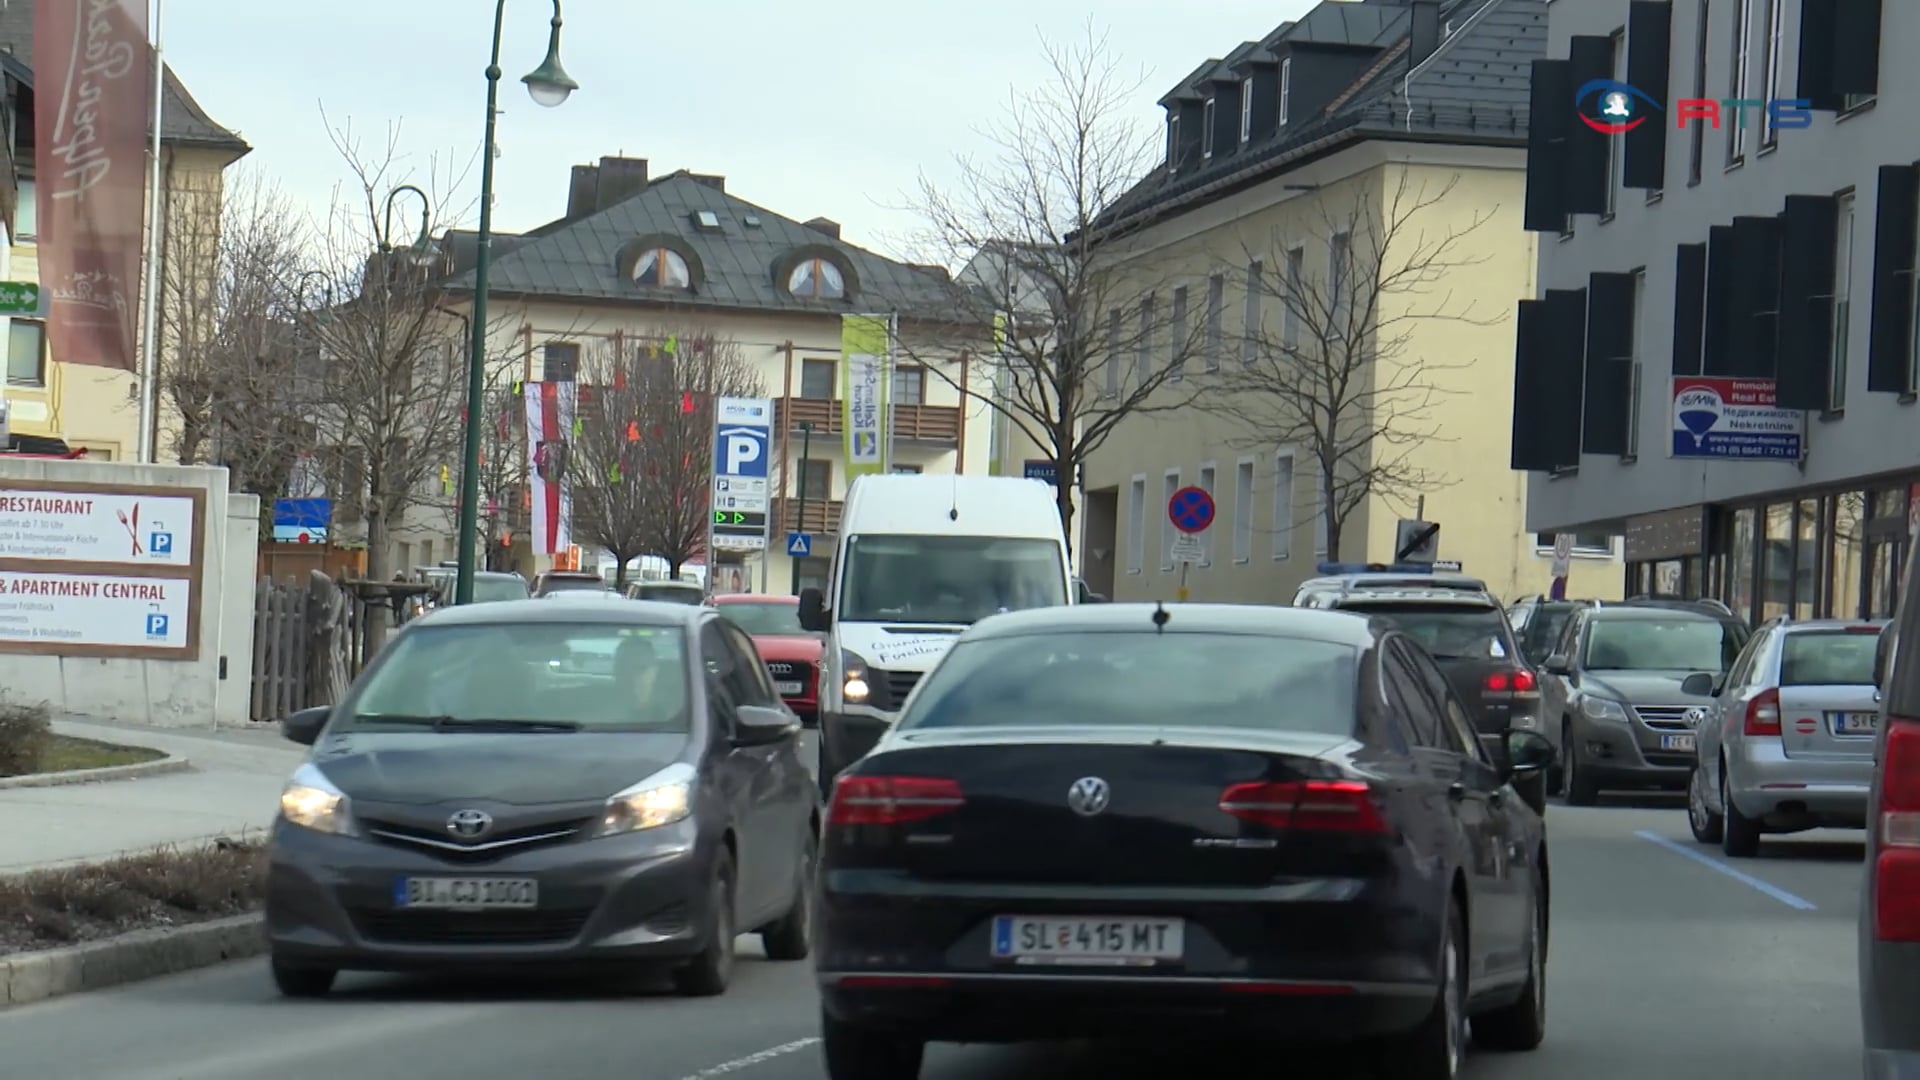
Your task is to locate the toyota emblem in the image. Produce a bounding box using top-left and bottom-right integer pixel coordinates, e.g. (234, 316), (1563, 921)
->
(446, 809), (493, 838)
(1067, 776), (1111, 817)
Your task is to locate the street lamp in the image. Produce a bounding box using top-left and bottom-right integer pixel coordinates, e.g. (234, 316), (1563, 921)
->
(378, 184), (438, 267)
(294, 270), (333, 312)
(789, 421), (814, 595)
(454, 0), (579, 605)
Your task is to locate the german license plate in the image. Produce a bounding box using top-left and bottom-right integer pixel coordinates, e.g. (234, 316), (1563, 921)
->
(394, 877), (537, 910)
(775, 680), (804, 696)
(990, 916), (1183, 965)
(1833, 711), (1879, 736)
(1660, 734), (1696, 752)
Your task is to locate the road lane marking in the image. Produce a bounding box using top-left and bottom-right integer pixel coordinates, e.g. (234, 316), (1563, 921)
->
(1635, 829), (1818, 910)
(675, 1037), (821, 1078)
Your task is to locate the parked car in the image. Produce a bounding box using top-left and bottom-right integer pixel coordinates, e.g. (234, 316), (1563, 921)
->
(626, 580), (707, 605)
(532, 570), (610, 597)
(814, 603), (1553, 1078)
(263, 598), (817, 999)
(1863, 607), (1920, 1076)
(712, 593), (824, 722)
(1686, 617), (1884, 855)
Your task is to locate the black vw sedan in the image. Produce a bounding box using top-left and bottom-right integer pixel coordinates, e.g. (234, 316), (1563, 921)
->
(814, 603), (1553, 1080)
(266, 597), (817, 998)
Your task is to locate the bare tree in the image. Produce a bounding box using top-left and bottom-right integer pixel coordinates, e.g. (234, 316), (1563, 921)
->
(570, 331), (765, 585)
(1200, 174), (1494, 560)
(471, 366), (528, 572)
(897, 25), (1211, 542)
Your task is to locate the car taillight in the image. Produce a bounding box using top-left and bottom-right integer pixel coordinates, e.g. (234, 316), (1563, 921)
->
(1849, 625), (1884, 634)
(1486, 669), (1537, 693)
(1744, 687), (1782, 736)
(826, 776), (964, 826)
(1877, 720), (1920, 941)
(1218, 780), (1389, 833)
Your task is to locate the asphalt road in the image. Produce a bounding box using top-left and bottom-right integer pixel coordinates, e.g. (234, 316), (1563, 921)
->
(0, 791), (1865, 1079)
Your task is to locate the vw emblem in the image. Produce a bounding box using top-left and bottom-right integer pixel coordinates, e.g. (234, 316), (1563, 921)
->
(1067, 777), (1111, 817)
(1683, 708), (1707, 727)
(446, 809), (493, 838)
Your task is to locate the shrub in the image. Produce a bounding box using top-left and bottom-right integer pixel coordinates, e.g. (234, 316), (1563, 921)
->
(0, 701), (51, 777)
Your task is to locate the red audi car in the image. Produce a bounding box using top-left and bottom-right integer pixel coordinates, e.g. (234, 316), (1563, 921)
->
(713, 594), (824, 723)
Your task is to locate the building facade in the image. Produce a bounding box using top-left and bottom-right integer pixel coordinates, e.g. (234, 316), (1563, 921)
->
(1515, 0), (1908, 622)
(1084, 0), (1621, 604)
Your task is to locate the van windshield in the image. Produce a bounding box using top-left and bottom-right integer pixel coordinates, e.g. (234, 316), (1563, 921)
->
(840, 534), (1067, 624)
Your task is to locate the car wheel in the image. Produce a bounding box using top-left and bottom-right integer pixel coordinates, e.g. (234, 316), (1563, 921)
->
(672, 852), (736, 997)
(1720, 763), (1762, 858)
(270, 958), (336, 998)
(822, 1011), (925, 1080)
(1561, 721), (1599, 806)
(761, 828), (815, 962)
(1687, 764), (1724, 844)
(1380, 900), (1467, 1079)
(1470, 867), (1547, 1051)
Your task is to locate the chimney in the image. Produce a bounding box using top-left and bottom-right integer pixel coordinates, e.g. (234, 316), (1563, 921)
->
(804, 216), (841, 239)
(566, 165), (599, 219)
(593, 156), (649, 211)
(1409, 0), (1441, 68)
(687, 173), (726, 193)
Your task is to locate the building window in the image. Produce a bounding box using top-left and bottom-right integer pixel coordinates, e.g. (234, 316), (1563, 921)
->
(1126, 475), (1147, 574)
(1204, 274), (1224, 371)
(1760, 0), (1784, 148)
(541, 341), (579, 382)
(1625, 269), (1645, 459)
(1605, 30), (1625, 219)
(1689, 0), (1710, 185)
(1239, 80), (1254, 143)
(1167, 116), (1180, 173)
(1831, 190), (1857, 411)
(1241, 259), (1263, 364)
(1233, 458), (1254, 563)
(632, 246), (691, 289)
(1169, 285), (1189, 381)
(1283, 246), (1304, 351)
(787, 257), (845, 300)
(14, 177), (35, 244)
(1197, 464), (1216, 566)
(5, 318), (44, 384)
(1534, 531), (1614, 555)
(1161, 470), (1180, 571)
(1134, 293), (1154, 392)
(891, 364), (924, 404)
(1105, 307), (1122, 396)
(1278, 58), (1292, 126)
(800, 357), (836, 400)
(1202, 99), (1216, 159)
(798, 459), (832, 502)
(1329, 233), (1351, 321)
(1727, 0), (1751, 165)
(1272, 449), (1295, 560)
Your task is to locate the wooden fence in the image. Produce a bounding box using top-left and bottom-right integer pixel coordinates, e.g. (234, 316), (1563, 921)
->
(249, 572), (365, 721)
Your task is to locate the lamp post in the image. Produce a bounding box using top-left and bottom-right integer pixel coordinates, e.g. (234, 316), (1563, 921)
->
(789, 421), (814, 595)
(378, 185), (437, 266)
(453, 0), (580, 605)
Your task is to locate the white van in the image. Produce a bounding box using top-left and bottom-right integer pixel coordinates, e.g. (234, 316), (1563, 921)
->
(798, 474), (1072, 790)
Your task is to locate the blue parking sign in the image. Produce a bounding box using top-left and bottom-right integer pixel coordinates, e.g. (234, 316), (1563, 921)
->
(149, 531), (173, 555)
(145, 614), (169, 639)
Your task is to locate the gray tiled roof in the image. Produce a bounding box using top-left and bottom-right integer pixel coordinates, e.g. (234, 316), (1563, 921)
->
(0, 0), (248, 152)
(440, 171), (957, 319)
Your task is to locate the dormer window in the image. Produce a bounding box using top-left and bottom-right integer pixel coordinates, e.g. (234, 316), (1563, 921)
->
(633, 246), (692, 289)
(1239, 79), (1254, 143)
(788, 257), (846, 300)
(1278, 57), (1292, 127)
(1202, 98), (1216, 158)
(1168, 115), (1181, 172)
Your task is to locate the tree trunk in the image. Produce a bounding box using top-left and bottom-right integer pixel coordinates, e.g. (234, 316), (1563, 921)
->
(612, 554), (632, 590)
(668, 557), (683, 580)
(362, 499), (391, 654)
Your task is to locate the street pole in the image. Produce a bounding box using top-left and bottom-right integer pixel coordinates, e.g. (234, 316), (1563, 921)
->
(455, 0), (577, 604)
(790, 421), (813, 594)
(136, 0), (167, 463)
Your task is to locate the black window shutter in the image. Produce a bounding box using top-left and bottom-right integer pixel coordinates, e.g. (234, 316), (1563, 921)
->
(1776, 195), (1840, 410)
(1672, 243), (1707, 376)
(1565, 37), (1614, 216)
(1623, 2), (1672, 190)
(1831, 0), (1884, 97)
(1582, 273), (1637, 456)
(1511, 300), (1550, 471)
(1703, 225), (1736, 375)
(1524, 60), (1574, 231)
(1797, 0), (1844, 110)
(1729, 215), (1783, 378)
(1867, 165), (1919, 394)
(1544, 289), (1590, 469)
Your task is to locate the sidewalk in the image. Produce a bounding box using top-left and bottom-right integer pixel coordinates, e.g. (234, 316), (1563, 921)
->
(0, 716), (305, 874)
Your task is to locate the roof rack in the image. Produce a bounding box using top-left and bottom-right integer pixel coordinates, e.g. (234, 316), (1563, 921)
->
(1317, 561), (1451, 575)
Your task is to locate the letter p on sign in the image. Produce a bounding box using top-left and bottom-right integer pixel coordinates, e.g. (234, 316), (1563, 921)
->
(720, 428), (763, 474)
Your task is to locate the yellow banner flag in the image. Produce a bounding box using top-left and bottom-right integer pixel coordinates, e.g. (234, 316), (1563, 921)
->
(840, 314), (889, 479)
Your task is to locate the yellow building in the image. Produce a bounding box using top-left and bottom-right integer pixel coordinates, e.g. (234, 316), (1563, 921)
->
(0, 17), (250, 461)
(1081, 0), (1621, 604)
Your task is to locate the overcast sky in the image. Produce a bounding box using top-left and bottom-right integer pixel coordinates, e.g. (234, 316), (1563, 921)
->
(162, 0), (1315, 256)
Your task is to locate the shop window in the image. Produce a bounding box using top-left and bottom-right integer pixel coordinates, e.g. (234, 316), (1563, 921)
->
(1534, 531), (1614, 556)
(1794, 498), (1819, 619)
(1728, 507), (1758, 624)
(1830, 492), (1867, 620)
(1760, 504), (1794, 621)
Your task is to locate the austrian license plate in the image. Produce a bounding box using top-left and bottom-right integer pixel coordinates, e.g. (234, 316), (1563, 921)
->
(775, 680), (804, 696)
(1833, 711), (1880, 736)
(394, 877), (537, 910)
(990, 916), (1183, 965)
(1660, 734), (1696, 752)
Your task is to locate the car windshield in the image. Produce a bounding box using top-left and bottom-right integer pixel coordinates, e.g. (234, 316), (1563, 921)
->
(1781, 631), (1881, 686)
(341, 623), (691, 733)
(1584, 618), (1745, 672)
(720, 601), (806, 635)
(473, 576), (529, 603)
(1521, 606), (1578, 663)
(1339, 602), (1510, 661)
(840, 534), (1067, 624)
(898, 631), (1357, 736)
(638, 584), (704, 605)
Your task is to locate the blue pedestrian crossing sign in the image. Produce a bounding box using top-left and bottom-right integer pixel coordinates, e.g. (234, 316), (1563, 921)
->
(786, 532), (812, 558)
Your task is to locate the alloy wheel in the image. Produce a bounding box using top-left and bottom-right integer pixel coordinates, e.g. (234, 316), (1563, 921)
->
(1443, 938), (1464, 1076)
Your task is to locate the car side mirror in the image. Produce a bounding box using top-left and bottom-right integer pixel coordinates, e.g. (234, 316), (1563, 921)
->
(798, 587), (830, 632)
(733, 704), (800, 747)
(1680, 672), (1717, 697)
(1504, 730), (1555, 777)
(1543, 654), (1571, 675)
(281, 705), (331, 746)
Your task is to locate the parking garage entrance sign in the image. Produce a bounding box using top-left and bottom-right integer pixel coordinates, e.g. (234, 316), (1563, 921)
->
(1670, 376), (1802, 461)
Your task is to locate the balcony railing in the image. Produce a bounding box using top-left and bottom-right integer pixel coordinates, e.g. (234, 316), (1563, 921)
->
(774, 396), (960, 445)
(774, 497), (844, 537)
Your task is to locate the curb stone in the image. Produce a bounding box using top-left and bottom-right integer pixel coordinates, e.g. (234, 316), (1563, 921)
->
(0, 913), (265, 1007)
(0, 756), (193, 791)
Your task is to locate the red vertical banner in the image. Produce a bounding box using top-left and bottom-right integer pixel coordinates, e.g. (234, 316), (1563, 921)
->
(34, 0), (153, 371)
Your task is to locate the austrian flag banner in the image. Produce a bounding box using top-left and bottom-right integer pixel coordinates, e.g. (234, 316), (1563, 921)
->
(524, 380), (575, 555)
(34, 0), (153, 371)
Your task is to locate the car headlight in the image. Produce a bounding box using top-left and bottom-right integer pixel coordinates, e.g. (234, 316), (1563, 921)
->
(840, 648), (883, 707)
(1581, 697), (1629, 722)
(595, 763), (695, 837)
(278, 763), (354, 836)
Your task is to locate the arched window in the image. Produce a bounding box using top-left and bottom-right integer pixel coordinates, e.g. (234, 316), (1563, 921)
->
(633, 247), (692, 289)
(787, 257), (846, 300)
